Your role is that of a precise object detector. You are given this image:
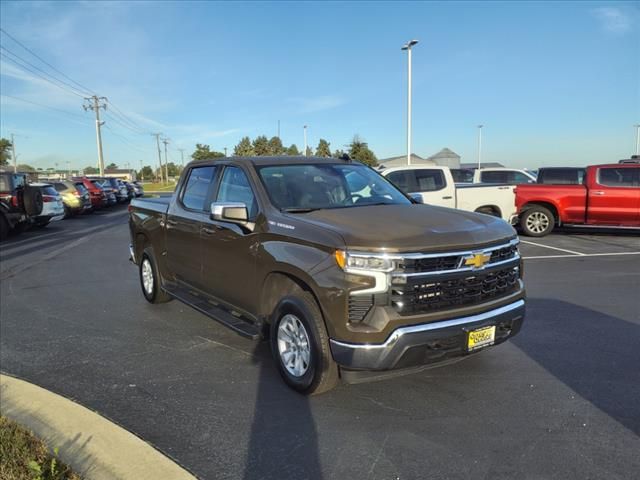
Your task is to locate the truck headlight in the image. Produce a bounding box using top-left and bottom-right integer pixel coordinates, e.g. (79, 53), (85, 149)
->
(335, 250), (395, 272)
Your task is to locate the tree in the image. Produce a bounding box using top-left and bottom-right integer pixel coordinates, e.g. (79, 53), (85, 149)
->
(0, 138), (12, 166)
(252, 135), (270, 156)
(234, 136), (254, 156)
(315, 139), (331, 157)
(268, 136), (285, 155)
(106, 162), (118, 170)
(84, 166), (99, 174)
(166, 162), (182, 177)
(305, 146), (313, 157)
(191, 143), (224, 161)
(333, 148), (345, 158)
(139, 165), (154, 180)
(16, 164), (35, 172)
(286, 144), (300, 156)
(348, 135), (378, 166)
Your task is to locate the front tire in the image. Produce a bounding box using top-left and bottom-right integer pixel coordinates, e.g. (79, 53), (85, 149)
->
(520, 206), (555, 237)
(270, 293), (339, 395)
(139, 247), (172, 304)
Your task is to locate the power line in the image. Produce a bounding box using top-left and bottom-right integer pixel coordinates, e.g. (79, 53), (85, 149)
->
(0, 27), (97, 96)
(103, 125), (153, 154)
(1, 94), (89, 121)
(0, 45), (91, 97)
(103, 110), (148, 135)
(0, 51), (86, 98)
(104, 99), (149, 134)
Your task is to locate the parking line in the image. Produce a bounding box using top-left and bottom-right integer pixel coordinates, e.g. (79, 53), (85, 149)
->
(524, 252), (640, 260)
(519, 240), (585, 256)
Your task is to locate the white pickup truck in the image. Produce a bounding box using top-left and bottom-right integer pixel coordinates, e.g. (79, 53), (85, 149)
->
(381, 165), (518, 223)
(451, 167), (537, 185)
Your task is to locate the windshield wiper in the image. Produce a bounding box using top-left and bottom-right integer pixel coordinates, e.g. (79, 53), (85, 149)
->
(281, 207), (321, 213)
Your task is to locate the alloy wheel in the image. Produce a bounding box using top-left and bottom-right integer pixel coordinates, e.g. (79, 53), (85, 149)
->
(277, 314), (311, 377)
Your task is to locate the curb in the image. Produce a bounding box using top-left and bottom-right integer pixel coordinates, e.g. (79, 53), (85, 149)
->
(0, 374), (197, 480)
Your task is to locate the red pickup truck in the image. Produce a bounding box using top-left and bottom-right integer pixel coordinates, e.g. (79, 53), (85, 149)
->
(516, 164), (640, 236)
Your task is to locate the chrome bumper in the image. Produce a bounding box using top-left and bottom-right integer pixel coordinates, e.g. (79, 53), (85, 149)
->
(330, 299), (525, 371)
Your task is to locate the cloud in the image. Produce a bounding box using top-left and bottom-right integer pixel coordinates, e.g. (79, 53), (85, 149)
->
(287, 95), (346, 114)
(591, 7), (633, 34)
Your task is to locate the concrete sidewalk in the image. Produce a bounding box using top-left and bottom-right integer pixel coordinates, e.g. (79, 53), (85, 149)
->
(0, 374), (196, 480)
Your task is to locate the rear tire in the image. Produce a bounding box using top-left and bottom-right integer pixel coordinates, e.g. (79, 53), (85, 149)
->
(36, 219), (50, 228)
(520, 206), (555, 237)
(270, 293), (339, 395)
(475, 206), (500, 218)
(140, 247), (172, 304)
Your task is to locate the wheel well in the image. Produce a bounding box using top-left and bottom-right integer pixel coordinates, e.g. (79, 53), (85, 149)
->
(259, 272), (320, 325)
(135, 233), (150, 263)
(521, 202), (559, 224)
(475, 205), (502, 218)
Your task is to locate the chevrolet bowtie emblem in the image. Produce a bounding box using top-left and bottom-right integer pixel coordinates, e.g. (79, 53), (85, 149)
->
(464, 252), (492, 269)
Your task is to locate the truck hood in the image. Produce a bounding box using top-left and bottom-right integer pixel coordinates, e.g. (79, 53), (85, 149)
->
(294, 204), (516, 252)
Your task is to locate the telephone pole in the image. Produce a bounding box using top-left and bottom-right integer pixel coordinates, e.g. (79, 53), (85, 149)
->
(83, 96), (107, 175)
(162, 138), (170, 182)
(10, 133), (17, 173)
(303, 125), (308, 156)
(152, 133), (164, 183)
(178, 148), (185, 166)
(224, 147), (228, 157)
(477, 124), (483, 170)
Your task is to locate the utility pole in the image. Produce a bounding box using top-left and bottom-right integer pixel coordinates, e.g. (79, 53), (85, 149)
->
(162, 138), (170, 183)
(477, 125), (483, 170)
(402, 40), (418, 165)
(83, 96), (107, 176)
(303, 125), (308, 156)
(635, 124), (640, 156)
(67, 160), (71, 177)
(277, 120), (281, 139)
(224, 147), (228, 157)
(10, 133), (17, 173)
(139, 159), (144, 181)
(152, 133), (164, 183)
(178, 148), (185, 166)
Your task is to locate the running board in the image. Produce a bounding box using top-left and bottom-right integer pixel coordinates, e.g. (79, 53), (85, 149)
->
(162, 284), (261, 340)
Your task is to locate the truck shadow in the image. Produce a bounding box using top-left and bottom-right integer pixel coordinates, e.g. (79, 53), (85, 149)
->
(243, 341), (323, 480)
(512, 298), (640, 436)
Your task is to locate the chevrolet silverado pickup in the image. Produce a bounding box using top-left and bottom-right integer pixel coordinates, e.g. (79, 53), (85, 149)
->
(516, 163), (640, 236)
(129, 156), (526, 394)
(381, 165), (518, 223)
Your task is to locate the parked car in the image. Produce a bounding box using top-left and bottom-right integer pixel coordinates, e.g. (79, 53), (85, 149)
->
(516, 163), (640, 236)
(381, 165), (518, 223)
(73, 176), (107, 210)
(122, 181), (136, 200)
(90, 179), (117, 206)
(473, 168), (537, 185)
(115, 179), (130, 203)
(129, 156), (525, 394)
(131, 181), (144, 197)
(30, 183), (65, 227)
(0, 170), (43, 240)
(51, 180), (92, 216)
(536, 167), (585, 185)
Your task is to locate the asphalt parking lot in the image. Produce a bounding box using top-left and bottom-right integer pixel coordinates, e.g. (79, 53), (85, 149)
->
(1, 209), (639, 480)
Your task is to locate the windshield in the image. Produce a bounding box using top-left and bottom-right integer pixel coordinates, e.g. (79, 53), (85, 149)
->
(257, 163), (411, 211)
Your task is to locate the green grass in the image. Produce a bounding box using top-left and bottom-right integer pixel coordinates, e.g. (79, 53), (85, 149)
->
(140, 182), (176, 192)
(0, 416), (81, 480)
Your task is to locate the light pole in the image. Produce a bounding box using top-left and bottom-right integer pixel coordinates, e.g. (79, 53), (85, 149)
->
(477, 125), (483, 170)
(303, 125), (308, 156)
(635, 124), (640, 155)
(401, 39), (418, 165)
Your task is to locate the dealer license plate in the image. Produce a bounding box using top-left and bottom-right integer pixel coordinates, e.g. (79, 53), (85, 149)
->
(467, 325), (496, 351)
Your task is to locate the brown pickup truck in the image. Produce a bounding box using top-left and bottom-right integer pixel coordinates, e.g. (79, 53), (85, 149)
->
(129, 156), (526, 394)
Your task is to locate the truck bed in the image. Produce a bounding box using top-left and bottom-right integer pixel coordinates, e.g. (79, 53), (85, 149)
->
(130, 196), (171, 214)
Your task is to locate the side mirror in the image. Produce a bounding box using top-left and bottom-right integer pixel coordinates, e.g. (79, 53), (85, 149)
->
(210, 202), (248, 224)
(409, 193), (424, 204)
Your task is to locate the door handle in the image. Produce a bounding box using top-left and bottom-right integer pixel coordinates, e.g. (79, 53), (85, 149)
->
(201, 227), (216, 235)
(442, 196), (453, 200)
(592, 191), (606, 196)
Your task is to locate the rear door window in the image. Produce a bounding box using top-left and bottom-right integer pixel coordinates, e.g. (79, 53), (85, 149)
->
(181, 166), (217, 211)
(480, 171), (508, 183)
(216, 166), (258, 219)
(414, 169), (446, 191)
(509, 172), (534, 184)
(598, 167), (639, 187)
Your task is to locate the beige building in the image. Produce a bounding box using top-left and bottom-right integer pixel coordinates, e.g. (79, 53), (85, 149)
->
(379, 148), (461, 169)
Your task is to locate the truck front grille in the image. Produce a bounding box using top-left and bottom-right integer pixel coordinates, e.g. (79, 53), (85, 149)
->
(390, 265), (520, 315)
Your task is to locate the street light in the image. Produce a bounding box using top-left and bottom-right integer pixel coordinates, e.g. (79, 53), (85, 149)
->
(477, 125), (483, 170)
(635, 124), (640, 156)
(401, 39), (419, 165)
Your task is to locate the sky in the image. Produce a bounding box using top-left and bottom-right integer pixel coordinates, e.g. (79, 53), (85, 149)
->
(0, 0), (638, 171)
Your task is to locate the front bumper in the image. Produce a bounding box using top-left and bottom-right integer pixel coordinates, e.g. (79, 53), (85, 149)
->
(330, 299), (525, 371)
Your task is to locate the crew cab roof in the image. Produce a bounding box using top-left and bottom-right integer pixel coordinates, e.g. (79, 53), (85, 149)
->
(186, 156), (354, 168)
